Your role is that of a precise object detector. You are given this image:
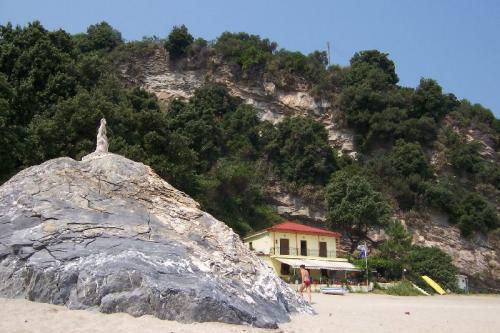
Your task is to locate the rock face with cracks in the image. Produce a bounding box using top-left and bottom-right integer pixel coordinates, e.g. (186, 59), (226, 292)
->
(0, 152), (312, 328)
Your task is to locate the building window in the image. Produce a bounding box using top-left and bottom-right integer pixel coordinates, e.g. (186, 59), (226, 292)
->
(249, 242), (253, 250)
(319, 242), (327, 257)
(281, 263), (290, 275)
(279, 238), (290, 255)
(300, 240), (307, 256)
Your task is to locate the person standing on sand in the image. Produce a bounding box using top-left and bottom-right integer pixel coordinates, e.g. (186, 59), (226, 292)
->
(299, 264), (312, 303)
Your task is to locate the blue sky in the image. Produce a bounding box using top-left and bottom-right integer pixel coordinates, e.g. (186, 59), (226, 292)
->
(1, 0), (499, 117)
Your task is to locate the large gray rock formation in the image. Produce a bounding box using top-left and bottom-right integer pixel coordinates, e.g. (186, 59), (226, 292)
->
(0, 152), (312, 328)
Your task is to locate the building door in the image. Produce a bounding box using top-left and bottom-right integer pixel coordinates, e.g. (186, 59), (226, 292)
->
(319, 242), (327, 257)
(280, 238), (289, 255)
(280, 263), (290, 275)
(300, 240), (307, 256)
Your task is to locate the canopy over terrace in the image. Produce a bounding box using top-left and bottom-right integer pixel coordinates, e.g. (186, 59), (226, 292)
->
(274, 258), (362, 272)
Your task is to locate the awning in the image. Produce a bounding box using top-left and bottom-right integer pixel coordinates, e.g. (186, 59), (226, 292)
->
(274, 257), (362, 272)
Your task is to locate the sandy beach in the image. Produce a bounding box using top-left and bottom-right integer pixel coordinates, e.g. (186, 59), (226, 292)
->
(1, 293), (499, 333)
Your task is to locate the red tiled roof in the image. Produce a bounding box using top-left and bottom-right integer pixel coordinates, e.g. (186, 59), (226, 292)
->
(267, 221), (341, 238)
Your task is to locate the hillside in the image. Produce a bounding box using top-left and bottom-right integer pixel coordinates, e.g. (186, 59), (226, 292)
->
(0, 22), (498, 290)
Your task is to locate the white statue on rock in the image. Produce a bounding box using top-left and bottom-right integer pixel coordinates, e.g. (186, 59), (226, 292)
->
(95, 118), (109, 153)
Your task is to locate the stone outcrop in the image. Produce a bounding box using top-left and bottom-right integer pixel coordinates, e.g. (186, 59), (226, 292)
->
(0, 152), (312, 328)
(95, 118), (109, 154)
(265, 184), (327, 223)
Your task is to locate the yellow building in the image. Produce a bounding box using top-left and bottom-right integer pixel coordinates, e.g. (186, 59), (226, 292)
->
(243, 221), (361, 284)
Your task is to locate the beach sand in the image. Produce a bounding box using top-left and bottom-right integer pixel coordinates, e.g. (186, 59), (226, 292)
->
(1, 293), (499, 333)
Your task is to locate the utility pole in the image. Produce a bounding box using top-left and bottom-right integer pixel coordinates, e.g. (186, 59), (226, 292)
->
(326, 41), (331, 66)
(365, 240), (369, 288)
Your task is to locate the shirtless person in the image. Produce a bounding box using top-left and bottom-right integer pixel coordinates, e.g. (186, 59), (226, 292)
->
(299, 264), (312, 303)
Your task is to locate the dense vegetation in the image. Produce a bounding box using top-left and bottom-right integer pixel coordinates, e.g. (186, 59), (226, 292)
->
(1, 22), (498, 250)
(354, 221), (458, 292)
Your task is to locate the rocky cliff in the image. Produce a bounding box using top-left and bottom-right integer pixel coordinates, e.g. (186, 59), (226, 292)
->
(117, 44), (499, 289)
(408, 211), (500, 290)
(0, 151), (312, 328)
(118, 45), (356, 156)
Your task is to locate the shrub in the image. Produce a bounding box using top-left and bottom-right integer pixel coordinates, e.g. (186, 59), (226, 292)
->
(452, 100), (496, 129)
(453, 193), (498, 236)
(264, 116), (338, 185)
(386, 280), (424, 296)
(77, 22), (123, 52)
(409, 246), (458, 292)
(353, 257), (403, 281)
(164, 25), (194, 59)
(214, 32), (277, 77)
(423, 181), (456, 213)
(197, 159), (279, 235)
(449, 140), (484, 174)
(348, 50), (399, 86)
(266, 49), (327, 87)
(411, 78), (458, 120)
(389, 140), (432, 178)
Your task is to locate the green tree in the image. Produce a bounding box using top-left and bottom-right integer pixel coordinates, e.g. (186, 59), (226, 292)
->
(167, 84), (239, 172)
(348, 50), (399, 86)
(356, 221), (412, 281)
(222, 104), (261, 159)
(389, 140), (432, 178)
(78, 22), (123, 52)
(214, 32), (277, 77)
(449, 140), (484, 174)
(400, 116), (438, 144)
(0, 73), (22, 180)
(265, 116), (338, 185)
(326, 170), (391, 252)
(164, 25), (194, 60)
(452, 100), (497, 129)
(368, 141), (432, 210)
(266, 49), (328, 86)
(378, 220), (412, 263)
(197, 159), (279, 236)
(424, 180), (456, 213)
(411, 78), (457, 120)
(453, 193), (498, 236)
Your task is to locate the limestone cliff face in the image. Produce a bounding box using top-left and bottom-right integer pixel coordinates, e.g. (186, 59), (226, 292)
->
(265, 184), (327, 224)
(0, 152), (312, 328)
(118, 45), (356, 156)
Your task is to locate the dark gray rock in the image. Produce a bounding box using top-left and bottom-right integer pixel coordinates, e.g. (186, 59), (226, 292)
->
(0, 152), (312, 328)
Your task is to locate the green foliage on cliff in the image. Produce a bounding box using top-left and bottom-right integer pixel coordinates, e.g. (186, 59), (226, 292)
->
(367, 140), (432, 210)
(165, 25), (194, 59)
(452, 193), (498, 236)
(410, 246), (459, 292)
(326, 169), (392, 252)
(214, 32), (277, 77)
(263, 116), (338, 185)
(341, 51), (459, 149)
(357, 222), (458, 292)
(75, 22), (123, 53)
(0, 21), (498, 241)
